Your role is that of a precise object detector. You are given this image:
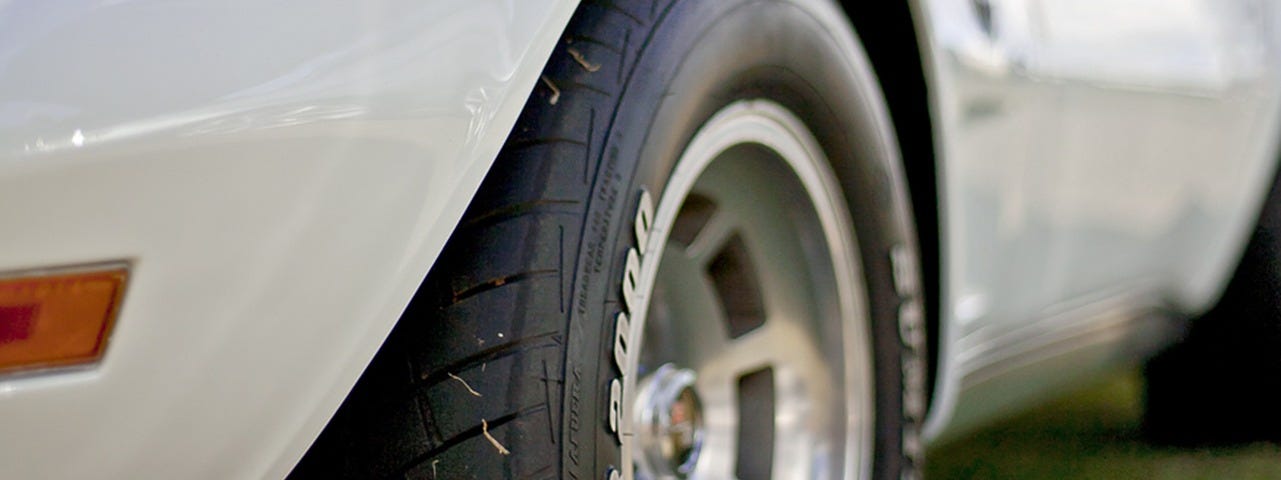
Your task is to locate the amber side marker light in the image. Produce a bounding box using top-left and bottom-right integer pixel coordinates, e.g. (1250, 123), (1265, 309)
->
(0, 265), (127, 376)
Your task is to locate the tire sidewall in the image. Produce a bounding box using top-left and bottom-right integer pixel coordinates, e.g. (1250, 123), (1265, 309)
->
(560, 1), (926, 478)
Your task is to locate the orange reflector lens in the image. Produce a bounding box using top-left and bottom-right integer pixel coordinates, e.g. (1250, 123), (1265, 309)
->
(0, 266), (127, 375)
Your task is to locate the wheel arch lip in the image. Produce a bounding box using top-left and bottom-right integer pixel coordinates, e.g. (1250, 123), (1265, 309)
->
(0, 1), (579, 478)
(839, 0), (950, 441)
(789, 0), (935, 471)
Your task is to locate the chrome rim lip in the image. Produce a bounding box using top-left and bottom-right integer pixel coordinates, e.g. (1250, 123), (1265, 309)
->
(619, 100), (874, 480)
(634, 364), (704, 476)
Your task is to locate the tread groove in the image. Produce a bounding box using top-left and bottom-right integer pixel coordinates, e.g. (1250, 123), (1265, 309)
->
(559, 225), (566, 314)
(461, 200), (580, 231)
(448, 270), (557, 306)
(585, 108), (596, 183)
(504, 137), (588, 153)
(617, 30), (630, 84)
(540, 359), (559, 444)
(567, 35), (624, 54)
(586, 0), (645, 25)
(559, 80), (613, 98)
(419, 332), (563, 386)
(395, 404), (549, 478)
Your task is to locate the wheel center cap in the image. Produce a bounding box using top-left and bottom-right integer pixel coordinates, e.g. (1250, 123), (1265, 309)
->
(635, 364), (704, 477)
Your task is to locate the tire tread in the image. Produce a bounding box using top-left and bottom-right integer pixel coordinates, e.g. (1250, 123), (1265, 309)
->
(290, 1), (679, 478)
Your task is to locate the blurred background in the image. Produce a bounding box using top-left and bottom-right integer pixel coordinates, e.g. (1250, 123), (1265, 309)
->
(926, 371), (1281, 479)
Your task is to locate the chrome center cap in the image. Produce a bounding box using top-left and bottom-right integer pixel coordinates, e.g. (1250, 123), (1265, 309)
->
(635, 364), (704, 477)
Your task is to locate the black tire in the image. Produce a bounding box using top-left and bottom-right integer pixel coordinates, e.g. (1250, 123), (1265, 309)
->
(1144, 168), (1281, 446)
(291, 0), (926, 478)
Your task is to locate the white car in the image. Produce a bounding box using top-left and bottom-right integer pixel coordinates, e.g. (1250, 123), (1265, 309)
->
(2, 0), (1279, 478)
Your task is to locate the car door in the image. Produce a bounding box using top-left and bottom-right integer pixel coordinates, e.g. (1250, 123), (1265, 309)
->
(920, 0), (1281, 437)
(934, 0), (1281, 341)
(1031, 0), (1281, 309)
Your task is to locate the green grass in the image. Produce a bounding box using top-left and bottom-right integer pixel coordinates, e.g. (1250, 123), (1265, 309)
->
(926, 373), (1281, 479)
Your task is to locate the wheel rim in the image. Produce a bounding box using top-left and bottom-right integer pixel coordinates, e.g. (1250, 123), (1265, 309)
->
(620, 100), (874, 480)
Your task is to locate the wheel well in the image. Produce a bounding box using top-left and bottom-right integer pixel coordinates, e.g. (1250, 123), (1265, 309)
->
(839, 0), (942, 410)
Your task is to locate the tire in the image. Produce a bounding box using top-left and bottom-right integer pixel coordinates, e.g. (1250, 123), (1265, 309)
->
(290, 0), (926, 478)
(1144, 168), (1281, 446)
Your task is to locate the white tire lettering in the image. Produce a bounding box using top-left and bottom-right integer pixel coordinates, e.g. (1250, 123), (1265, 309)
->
(608, 190), (656, 454)
(621, 248), (641, 315)
(898, 300), (925, 351)
(890, 244), (927, 476)
(613, 312), (630, 372)
(608, 377), (622, 437)
(634, 190), (654, 256)
(890, 245), (919, 295)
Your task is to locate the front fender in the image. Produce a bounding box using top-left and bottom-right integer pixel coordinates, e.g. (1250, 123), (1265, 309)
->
(0, 1), (576, 477)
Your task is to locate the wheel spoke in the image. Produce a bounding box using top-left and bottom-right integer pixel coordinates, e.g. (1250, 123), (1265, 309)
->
(684, 212), (737, 267)
(645, 248), (731, 374)
(628, 101), (872, 480)
(691, 374), (738, 479)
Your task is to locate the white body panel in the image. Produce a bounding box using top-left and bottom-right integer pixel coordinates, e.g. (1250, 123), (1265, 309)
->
(915, 0), (1281, 440)
(5, 0), (1281, 474)
(0, 1), (577, 478)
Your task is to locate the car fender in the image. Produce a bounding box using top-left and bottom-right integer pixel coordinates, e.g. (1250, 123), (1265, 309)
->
(0, 1), (577, 478)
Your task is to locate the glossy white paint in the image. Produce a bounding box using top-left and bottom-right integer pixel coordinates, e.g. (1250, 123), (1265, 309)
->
(0, 1), (577, 478)
(5, 0), (1281, 472)
(914, 0), (1281, 440)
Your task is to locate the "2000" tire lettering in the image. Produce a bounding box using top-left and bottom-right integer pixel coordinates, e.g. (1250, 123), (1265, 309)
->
(608, 190), (654, 448)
